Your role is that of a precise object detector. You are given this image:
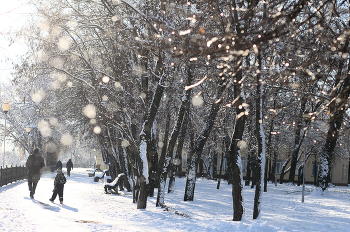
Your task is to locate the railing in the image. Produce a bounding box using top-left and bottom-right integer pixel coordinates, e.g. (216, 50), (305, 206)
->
(0, 165), (27, 187)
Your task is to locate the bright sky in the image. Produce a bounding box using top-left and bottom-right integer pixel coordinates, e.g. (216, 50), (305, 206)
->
(0, 0), (33, 82)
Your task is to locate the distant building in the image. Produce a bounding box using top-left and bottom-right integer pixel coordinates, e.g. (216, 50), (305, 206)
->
(181, 152), (349, 186)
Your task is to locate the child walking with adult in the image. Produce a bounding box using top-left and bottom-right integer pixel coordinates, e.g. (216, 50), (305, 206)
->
(49, 168), (67, 204)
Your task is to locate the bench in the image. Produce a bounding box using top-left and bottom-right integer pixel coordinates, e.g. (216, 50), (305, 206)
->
(104, 173), (125, 194)
(88, 168), (98, 177)
(93, 170), (107, 182)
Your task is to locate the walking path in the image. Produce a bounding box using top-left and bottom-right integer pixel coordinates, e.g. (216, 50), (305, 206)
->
(0, 168), (161, 232)
(0, 168), (349, 232)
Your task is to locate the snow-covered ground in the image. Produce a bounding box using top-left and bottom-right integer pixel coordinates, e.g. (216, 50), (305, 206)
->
(0, 168), (349, 232)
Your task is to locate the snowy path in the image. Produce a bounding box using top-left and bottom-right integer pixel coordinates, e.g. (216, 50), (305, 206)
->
(0, 169), (164, 232)
(0, 168), (350, 232)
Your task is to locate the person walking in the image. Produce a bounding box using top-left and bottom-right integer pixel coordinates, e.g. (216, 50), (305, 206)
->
(66, 159), (73, 177)
(56, 159), (62, 169)
(26, 148), (45, 199)
(49, 168), (67, 204)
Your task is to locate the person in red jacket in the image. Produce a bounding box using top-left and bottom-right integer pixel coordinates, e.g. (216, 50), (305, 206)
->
(25, 148), (45, 199)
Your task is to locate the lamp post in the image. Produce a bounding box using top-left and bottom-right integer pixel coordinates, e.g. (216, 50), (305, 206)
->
(2, 100), (10, 167)
(26, 125), (31, 156)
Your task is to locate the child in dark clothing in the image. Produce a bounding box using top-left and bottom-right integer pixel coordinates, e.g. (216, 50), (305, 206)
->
(49, 168), (67, 204)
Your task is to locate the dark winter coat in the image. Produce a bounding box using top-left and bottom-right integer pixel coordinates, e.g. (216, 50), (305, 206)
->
(54, 172), (67, 186)
(56, 160), (63, 169)
(66, 159), (73, 171)
(26, 148), (45, 183)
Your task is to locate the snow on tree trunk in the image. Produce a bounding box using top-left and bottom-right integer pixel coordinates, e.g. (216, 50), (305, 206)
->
(184, 78), (226, 201)
(184, 154), (197, 201)
(317, 146), (331, 190)
(318, 42), (350, 190)
(156, 156), (171, 207)
(183, 103), (223, 201)
(253, 52), (266, 219)
(137, 138), (148, 209)
(157, 67), (192, 206)
(137, 79), (165, 209)
(139, 138), (149, 182)
(228, 60), (246, 221)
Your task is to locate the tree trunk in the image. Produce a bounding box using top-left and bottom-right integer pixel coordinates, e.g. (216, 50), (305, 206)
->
(137, 177), (147, 209)
(155, 112), (171, 207)
(174, 108), (190, 178)
(121, 146), (132, 192)
(184, 79), (226, 201)
(228, 60), (246, 221)
(213, 149), (218, 179)
(157, 66), (192, 206)
(313, 154), (317, 186)
(318, 37), (350, 190)
(147, 122), (158, 197)
(271, 139), (277, 184)
(279, 157), (290, 184)
(130, 122), (138, 203)
(288, 98), (307, 183)
(264, 120), (274, 190)
(253, 51), (265, 220)
(245, 150), (253, 186)
(137, 58), (165, 209)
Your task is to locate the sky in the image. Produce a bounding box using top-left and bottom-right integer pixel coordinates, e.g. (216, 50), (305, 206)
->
(0, 167), (349, 232)
(0, 0), (33, 83)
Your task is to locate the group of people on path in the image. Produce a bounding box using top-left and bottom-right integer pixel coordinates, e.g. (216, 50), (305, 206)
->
(56, 158), (74, 177)
(25, 149), (74, 204)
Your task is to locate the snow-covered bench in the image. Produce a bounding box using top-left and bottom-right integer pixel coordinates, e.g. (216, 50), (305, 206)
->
(88, 168), (98, 177)
(93, 170), (107, 182)
(104, 173), (125, 194)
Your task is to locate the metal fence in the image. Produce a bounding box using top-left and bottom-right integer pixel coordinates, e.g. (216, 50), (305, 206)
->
(0, 165), (27, 187)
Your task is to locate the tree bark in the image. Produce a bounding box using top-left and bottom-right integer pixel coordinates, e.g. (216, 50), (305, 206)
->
(288, 97), (307, 183)
(227, 59), (246, 221)
(137, 56), (165, 209)
(173, 108), (190, 178)
(155, 111), (171, 207)
(318, 36), (350, 191)
(183, 79), (226, 201)
(157, 66), (192, 206)
(147, 121), (158, 197)
(253, 51), (265, 219)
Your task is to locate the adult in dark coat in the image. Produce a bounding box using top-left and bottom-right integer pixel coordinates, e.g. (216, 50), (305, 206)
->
(26, 148), (45, 199)
(66, 159), (73, 177)
(56, 160), (62, 169)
